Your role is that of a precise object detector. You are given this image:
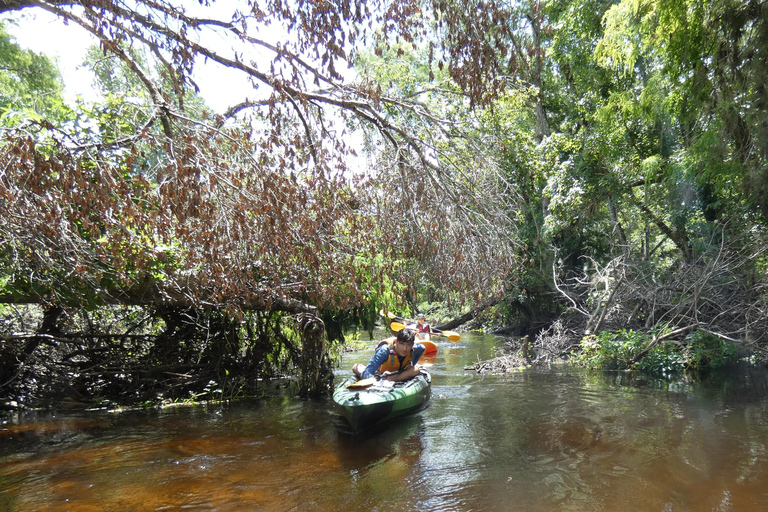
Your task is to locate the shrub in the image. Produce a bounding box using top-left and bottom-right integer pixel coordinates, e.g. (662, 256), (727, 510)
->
(575, 328), (739, 375)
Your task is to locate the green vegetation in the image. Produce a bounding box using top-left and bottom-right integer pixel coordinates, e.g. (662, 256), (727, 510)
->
(576, 329), (739, 375)
(0, 21), (68, 121)
(1, 0), (768, 408)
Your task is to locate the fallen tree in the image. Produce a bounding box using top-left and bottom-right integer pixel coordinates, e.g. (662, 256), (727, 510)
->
(0, 0), (525, 406)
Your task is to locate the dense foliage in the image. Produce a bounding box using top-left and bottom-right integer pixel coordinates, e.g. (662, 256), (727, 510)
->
(453, 0), (768, 369)
(0, 0), (520, 405)
(575, 329), (739, 375)
(3, 0), (768, 407)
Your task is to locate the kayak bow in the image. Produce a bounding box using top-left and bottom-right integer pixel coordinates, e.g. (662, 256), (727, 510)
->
(333, 370), (432, 431)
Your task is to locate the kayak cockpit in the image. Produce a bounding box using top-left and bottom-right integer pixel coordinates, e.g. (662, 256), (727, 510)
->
(333, 370), (431, 431)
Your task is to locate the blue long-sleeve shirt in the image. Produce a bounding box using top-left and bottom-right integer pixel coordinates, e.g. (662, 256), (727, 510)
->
(360, 342), (425, 379)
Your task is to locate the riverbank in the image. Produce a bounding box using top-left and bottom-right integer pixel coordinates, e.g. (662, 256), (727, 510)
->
(462, 310), (751, 377)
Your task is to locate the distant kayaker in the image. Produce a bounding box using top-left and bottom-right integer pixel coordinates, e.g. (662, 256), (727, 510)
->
(414, 313), (431, 335)
(353, 329), (425, 382)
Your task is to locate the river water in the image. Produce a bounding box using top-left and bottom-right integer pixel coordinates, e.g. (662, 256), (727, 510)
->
(2, 331), (768, 511)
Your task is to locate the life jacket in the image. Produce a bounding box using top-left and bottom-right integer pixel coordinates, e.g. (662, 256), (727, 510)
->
(376, 338), (414, 373)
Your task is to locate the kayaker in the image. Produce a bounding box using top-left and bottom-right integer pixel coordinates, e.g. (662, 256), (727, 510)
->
(352, 329), (425, 382)
(414, 313), (431, 335)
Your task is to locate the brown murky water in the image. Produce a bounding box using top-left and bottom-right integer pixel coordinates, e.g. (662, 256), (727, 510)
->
(3, 332), (768, 511)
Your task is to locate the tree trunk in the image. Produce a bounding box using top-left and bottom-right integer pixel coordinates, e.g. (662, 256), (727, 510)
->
(296, 313), (331, 398)
(436, 300), (500, 331)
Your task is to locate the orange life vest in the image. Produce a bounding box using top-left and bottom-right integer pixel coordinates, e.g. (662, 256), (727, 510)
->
(376, 338), (414, 373)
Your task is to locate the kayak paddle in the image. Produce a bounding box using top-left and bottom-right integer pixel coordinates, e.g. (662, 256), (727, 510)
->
(379, 309), (397, 320)
(390, 321), (460, 342)
(390, 321), (406, 332)
(346, 377), (377, 389)
(433, 330), (461, 342)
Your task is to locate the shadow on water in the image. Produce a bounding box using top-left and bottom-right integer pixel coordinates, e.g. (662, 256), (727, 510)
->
(335, 410), (426, 462)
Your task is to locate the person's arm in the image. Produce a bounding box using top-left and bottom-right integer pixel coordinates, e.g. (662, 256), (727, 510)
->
(410, 343), (425, 366)
(384, 368), (419, 381)
(360, 345), (390, 379)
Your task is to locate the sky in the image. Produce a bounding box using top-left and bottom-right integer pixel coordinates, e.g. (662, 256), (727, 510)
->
(3, 4), (369, 169)
(4, 7), (257, 113)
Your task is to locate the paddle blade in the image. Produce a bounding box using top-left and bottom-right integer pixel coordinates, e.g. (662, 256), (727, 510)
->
(379, 310), (397, 320)
(347, 377), (377, 389)
(390, 321), (406, 332)
(441, 330), (461, 342)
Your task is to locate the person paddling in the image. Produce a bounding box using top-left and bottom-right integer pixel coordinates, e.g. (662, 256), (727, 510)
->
(352, 329), (425, 382)
(414, 313), (431, 335)
(405, 313), (432, 342)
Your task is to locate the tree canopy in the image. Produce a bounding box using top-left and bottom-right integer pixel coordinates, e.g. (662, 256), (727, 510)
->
(0, 0), (521, 318)
(4, 0), (768, 405)
(0, 20), (67, 118)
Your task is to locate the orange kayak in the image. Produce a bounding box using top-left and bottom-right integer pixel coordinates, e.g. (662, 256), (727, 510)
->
(383, 335), (438, 355)
(421, 339), (438, 354)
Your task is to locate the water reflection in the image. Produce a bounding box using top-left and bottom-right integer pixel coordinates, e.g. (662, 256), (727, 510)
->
(337, 413), (424, 465)
(3, 333), (768, 511)
(0, 398), (431, 511)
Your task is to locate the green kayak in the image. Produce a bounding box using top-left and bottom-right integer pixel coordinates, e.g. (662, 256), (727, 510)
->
(333, 370), (432, 431)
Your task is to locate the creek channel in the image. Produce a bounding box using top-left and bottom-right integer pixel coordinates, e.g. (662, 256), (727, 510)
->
(2, 330), (768, 511)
